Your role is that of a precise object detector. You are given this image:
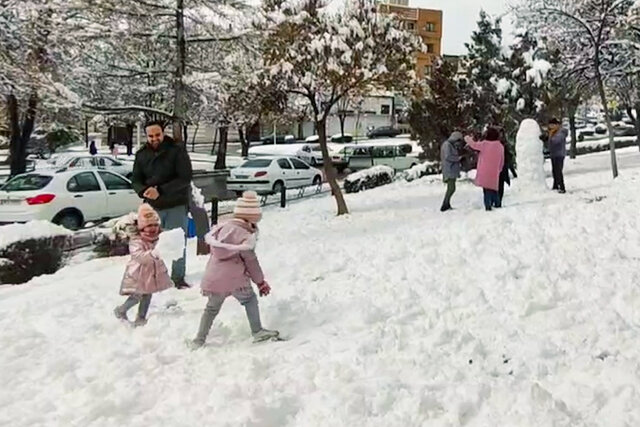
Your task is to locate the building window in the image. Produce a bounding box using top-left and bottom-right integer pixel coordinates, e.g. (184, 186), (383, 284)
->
(425, 22), (436, 32)
(381, 105), (391, 115)
(406, 22), (415, 31)
(426, 43), (435, 53)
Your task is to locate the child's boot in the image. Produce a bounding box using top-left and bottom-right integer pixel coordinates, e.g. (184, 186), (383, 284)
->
(252, 328), (279, 343)
(133, 317), (148, 327)
(114, 306), (128, 321)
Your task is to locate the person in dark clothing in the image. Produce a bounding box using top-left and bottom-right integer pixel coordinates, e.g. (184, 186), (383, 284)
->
(132, 121), (193, 289)
(89, 140), (97, 156)
(440, 131), (463, 212)
(497, 130), (518, 207)
(547, 118), (567, 193)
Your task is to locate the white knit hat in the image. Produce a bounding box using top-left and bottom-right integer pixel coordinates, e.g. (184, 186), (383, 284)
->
(233, 191), (262, 223)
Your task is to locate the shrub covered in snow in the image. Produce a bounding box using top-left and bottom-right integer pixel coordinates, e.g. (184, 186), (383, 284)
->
(0, 222), (72, 285)
(92, 213), (137, 258)
(401, 161), (441, 182)
(344, 166), (395, 193)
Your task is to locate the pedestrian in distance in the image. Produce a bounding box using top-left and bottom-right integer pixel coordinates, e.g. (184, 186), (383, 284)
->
(547, 118), (567, 193)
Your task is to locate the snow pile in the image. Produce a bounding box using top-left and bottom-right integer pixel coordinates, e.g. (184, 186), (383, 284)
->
(401, 161), (440, 182)
(0, 221), (72, 251)
(344, 165), (394, 183)
(4, 149), (640, 424)
(191, 182), (205, 208)
(515, 119), (547, 193)
(155, 228), (185, 264)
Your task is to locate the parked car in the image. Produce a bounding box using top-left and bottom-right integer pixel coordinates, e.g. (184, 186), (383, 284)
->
(613, 123), (637, 137)
(345, 142), (417, 171)
(330, 133), (354, 143)
(366, 126), (402, 139)
(258, 134), (296, 145)
(228, 157), (323, 195)
(41, 154), (133, 178)
(0, 168), (141, 230)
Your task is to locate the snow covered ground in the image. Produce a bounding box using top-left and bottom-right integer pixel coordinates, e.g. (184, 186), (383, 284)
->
(2, 148), (640, 425)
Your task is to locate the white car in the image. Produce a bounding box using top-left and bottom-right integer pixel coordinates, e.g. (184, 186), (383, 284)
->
(0, 168), (141, 230)
(228, 157), (323, 195)
(41, 154), (134, 178)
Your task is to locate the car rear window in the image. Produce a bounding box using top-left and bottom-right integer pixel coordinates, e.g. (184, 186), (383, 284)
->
(241, 159), (273, 168)
(1, 174), (53, 192)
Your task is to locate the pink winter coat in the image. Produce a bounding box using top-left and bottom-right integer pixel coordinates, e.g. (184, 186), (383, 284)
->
(120, 237), (173, 295)
(465, 137), (505, 191)
(200, 219), (264, 295)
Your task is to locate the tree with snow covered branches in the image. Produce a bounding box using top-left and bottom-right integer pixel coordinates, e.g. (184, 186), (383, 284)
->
(408, 59), (472, 161)
(261, 0), (423, 215)
(0, 0), (86, 176)
(73, 0), (257, 144)
(460, 11), (510, 132)
(515, 0), (636, 178)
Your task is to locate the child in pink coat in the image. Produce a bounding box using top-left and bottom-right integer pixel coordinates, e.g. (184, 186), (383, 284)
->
(190, 191), (278, 348)
(465, 127), (505, 211)
(114, 204), (173, 326)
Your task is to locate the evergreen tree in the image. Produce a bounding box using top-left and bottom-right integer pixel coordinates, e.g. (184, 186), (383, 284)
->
(461, 10), (509, 132)
(408, 59), (471, 161)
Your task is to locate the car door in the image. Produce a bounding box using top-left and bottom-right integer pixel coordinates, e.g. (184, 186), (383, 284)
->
(289, 158), (315, 187)
(65, 171), (108, 221)
(97, 171), (140, 217)
(276, 158), (296, 188)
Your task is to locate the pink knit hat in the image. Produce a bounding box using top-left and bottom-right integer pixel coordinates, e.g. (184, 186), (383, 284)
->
(137, 203), (160, 230)
(233, 191), (262, 223)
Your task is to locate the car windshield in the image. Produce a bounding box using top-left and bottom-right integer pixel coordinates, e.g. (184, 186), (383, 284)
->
(1, 174), (53, 192)
(241, 159), (273, 168)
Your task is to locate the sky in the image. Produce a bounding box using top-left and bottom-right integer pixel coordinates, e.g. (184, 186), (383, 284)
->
(413, 0), (515, 55)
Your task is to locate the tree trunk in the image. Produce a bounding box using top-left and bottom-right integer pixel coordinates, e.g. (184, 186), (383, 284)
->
(595, 71), (618, 178)
(317, 117), (348, 215)
(339, 115), (346, 139)
(239, 126), (250, 157)
(84, 119), (89, 148)
(172, 0), (186, 143)
(297, 120), (304, 140)
(568, 105), (577, 159)
(632, 103), (640, 151)
(9, 93), (38, 177)
(215, 126), (228, 170)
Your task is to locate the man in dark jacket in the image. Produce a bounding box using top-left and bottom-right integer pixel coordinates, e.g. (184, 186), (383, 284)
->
(440, 131), (463, 212)
(548, 118), (567, 193)
(132, 121), (193, 288)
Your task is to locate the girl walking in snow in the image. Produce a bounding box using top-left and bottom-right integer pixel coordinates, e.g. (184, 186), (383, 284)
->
(114, 204), (173, 327)
(190, 191), (278, 348)
(465, 127), (505, 211)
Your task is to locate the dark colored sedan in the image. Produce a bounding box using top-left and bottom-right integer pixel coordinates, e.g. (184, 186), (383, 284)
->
(366, 126), (402, 139)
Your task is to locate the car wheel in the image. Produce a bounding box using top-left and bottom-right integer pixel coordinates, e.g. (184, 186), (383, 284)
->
(54, 211), (83, 231)
(273, 180), (285, 194)
(312, 175), (322, 186)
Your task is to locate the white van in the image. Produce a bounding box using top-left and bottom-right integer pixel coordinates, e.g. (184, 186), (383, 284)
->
(248, 143), (344, 167)
(345, 142), (418, 171)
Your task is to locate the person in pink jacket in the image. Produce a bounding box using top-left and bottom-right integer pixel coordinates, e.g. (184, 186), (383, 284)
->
(465, 127), (505, 211)
(190, 191), (278, 348)
(113, 204), (173, 326)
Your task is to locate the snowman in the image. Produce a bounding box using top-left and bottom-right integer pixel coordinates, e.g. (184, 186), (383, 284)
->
(515, 119), (547, 193)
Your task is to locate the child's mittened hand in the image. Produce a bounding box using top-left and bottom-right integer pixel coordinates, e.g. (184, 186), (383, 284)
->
(258, 281), (271, 297)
